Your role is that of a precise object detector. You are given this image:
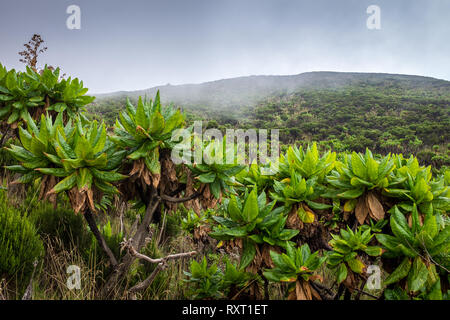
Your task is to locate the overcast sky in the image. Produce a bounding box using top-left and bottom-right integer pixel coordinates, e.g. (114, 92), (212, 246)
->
(0, 0), (449, 93)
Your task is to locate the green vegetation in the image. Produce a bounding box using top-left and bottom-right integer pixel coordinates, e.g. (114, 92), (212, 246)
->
(0, 63), (93, 128)
(0, 63), (448, 301)
(183, 257), (255, 299)
(0, 191), (43, 281)
(248, 86), (449, 167)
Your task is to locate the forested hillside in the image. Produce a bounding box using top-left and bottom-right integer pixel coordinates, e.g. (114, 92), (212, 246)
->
(245, 86), (449, 167)
(89, 72), (450, 167)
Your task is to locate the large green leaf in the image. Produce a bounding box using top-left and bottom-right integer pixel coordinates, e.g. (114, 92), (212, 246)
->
(337, 188), (364, 199)
(242, 188), (259, 222)
(149, 112), (165, 134)
(197, 172), (216, 184)
(240, 238), (256, 269)
(390, 207), (414, 245)
(384, 257), (412, 286)
(228, 196), (242, 221)
(351, 152), (367, 179)
(50, 172), (77, 194)
(407, 257), (429, 293)
(336, 263), (348, 283)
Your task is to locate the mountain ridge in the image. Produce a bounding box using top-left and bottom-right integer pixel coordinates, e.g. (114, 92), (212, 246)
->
(94, 71), (450, 110)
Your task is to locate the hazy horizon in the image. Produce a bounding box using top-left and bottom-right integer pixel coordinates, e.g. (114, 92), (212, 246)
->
(1, 0), (449, 94)
(93, 70), (450, 95)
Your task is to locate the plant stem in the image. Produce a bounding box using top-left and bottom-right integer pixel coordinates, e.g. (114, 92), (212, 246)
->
(84, 209), (118, 267)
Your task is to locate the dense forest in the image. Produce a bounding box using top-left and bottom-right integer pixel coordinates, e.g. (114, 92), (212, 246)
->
(245, 86), (449, 166)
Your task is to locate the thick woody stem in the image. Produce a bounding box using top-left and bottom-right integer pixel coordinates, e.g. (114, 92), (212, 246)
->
(160, 192), (201, 203)
(84, 209), (118, 267)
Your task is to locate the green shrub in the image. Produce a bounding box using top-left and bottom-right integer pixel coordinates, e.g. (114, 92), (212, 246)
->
(30, 204), (89, 248)
(0, 192), (43, 279)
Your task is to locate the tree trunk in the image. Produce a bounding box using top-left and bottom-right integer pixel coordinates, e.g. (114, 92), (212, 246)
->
(99, 193), (161, 299)
(84, 209), (118, 267)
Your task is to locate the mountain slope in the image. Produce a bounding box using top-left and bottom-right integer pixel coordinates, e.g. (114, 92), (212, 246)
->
(94, 71), (450, 112)
(88, 72), (450, 166)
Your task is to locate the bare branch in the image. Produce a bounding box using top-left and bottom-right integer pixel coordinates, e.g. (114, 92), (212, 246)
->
(84, 209), (118, 267)
(348, 286), (379, 299)
(128, 263), (164, 299)
(421, 239), (450, 273)
(0, 279), (6, 300)
(121, 238), (196, 299)
(160, 192), (201, 203)
(100, 193), (162, 299)
(122, 238), (196, 264)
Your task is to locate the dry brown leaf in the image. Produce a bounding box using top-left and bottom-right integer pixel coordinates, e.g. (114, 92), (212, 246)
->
(287, 289), (297, 300)
(236, 238), (243, 249)
(309, 274), (323, 283)
(286, 205), (303, 230)
(343, 211), (350, 221)
(407, 212), (424, 227)
(343, 270), (357, 291)
(47, 175), (57, 206)
(355, 195), (369, 225)
(86, 188), (95, 212)
(261, 244), (277, 268)
(75, 192), (86, 214)
(68, 187), (88, 214)
(129, 159), (143, 177)
(152, 173), (160, 188)
(311, 286), (322, 300)
(295, 280), (307, 300)
(142, 170), (151, 186)
(367, 192), (384, 221)
(38, 175), (48, 200)
(302, 281), (313, 300)
(162, 157), (177, 182)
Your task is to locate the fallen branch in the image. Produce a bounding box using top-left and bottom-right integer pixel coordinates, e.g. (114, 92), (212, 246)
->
(123, 238), (196, 264)
(230, 278), (258, 300)
(122, 238), (196, 299)
(128, 263), (164, 299)
(160, 183), (206, 204)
